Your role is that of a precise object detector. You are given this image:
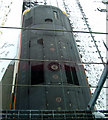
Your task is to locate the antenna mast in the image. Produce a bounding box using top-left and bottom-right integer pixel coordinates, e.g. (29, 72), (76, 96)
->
(44, 0), (47, 5)
(22, 0), (42, 12)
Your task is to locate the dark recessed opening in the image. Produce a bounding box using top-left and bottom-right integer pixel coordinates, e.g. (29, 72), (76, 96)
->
(45, 18), (53, 22)
(65, 65), (73, 84)
(31, 64), (44, 85)
(65, 65), (79, 85)
(37, 38), (43, 45)
(71, 67), (79, 85)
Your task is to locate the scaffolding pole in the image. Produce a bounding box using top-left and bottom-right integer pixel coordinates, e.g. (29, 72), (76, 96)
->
(87, 60), (108, 110)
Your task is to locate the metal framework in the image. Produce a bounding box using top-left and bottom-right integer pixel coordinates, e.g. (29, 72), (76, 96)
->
(1, 110), (108, 120)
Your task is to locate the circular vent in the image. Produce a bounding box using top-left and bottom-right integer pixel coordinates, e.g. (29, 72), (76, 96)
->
(48, 62), (60, 71)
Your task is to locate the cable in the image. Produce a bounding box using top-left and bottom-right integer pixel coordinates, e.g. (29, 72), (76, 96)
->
(0, 26), (108, 35)
(0, 57), (107, 64)
(1, 83), (108, 88)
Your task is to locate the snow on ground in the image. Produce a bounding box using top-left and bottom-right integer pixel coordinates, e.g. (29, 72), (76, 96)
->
(0, 0), (107, 110)
(76, 0), (107, 110)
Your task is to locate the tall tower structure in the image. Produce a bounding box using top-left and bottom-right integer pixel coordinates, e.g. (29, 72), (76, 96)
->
(13, 5), (91, 110)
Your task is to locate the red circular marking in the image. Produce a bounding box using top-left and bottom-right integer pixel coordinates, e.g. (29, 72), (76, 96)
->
(56, 97), (62, 103)
(52, 74), (59, 79)
(50, 48), (55, 51)
(51, 65), (58, 70)
(48, 62), (60, 71)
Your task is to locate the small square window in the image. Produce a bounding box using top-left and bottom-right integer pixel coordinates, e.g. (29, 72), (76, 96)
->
(53, 11), (58, 20)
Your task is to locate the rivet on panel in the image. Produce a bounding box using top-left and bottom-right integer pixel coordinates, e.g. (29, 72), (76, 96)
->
(46, 91), (48, 94)
(50, 44), (54, 46)
(69, 103), (72, 107)
(48, 82), (51, 85)
(46, 104), (49, 106)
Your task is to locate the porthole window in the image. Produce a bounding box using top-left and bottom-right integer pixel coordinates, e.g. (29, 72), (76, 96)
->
(45, 18), (53, 22)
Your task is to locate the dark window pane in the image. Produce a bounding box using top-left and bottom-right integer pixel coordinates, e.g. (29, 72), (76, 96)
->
(31, 64), (44, 85)
(71, 67), (79, 85)
(65, 65), (79, 85)
(64, 65), (73, 84)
